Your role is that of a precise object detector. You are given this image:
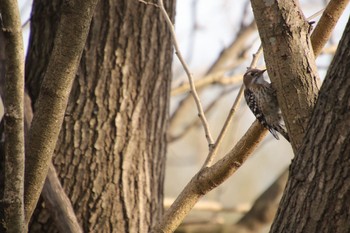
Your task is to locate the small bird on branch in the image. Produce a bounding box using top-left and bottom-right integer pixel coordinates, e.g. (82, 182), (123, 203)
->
(243, 68), (290, 142)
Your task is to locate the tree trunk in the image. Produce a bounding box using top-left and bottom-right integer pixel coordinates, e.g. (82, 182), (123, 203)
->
(270, 16), (350, 233)
(250, 0), (320, 151)
(26, 0), (175, 232)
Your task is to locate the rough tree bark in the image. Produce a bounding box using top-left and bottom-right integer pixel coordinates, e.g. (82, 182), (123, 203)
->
(24, 0), (99, 222)
(250, 0), (320, 151)
(228, 1), (350, 232)
(26, 0), (175, 232)
(0, 1), (25, 231)
(270, 16), (350, 233)
(25, 0), (63, 104)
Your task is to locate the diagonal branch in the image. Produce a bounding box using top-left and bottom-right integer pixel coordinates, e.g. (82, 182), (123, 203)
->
(23, 90), (82, 233)
(311, 0), (350, 57)
(155, 2), (344, 232)
(202, 46), (263, 167)
(168, 21), (256, 138)
(43, 164), (83, 233)
(153, 121), (268, 233)
(24, 0), (99, 222)
(171, 73), (242, 96)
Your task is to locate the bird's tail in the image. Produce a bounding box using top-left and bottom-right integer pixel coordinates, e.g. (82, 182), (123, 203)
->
(269, 128), (280, 140)
(274, 124), (290, 142)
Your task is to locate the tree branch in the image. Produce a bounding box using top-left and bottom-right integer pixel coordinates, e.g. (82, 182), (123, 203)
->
(22, 90), (82, 233)
(42, 165), (83, 233)
(168, 21), (256, 138)
(251, 0), (320, 151)
(171, 73), (242, 96)
(158, 2), (347, 232)
(227, 3), (350, 231)
(24, 0), (99, 222)
(158, 0), (214, 146)
(271, 14), (350, 232)
(311, 0), (350, 57)
(153, 121), (268, 233)
(0, 1), (25, 231)
(202, 46), (263, 167)
(206, 22), (257, 74)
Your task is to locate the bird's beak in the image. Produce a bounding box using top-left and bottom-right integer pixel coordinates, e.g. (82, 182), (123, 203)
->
(259, 69), (267, 75)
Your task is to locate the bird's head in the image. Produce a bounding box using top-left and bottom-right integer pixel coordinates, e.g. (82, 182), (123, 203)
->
(243, 68), (266, 87)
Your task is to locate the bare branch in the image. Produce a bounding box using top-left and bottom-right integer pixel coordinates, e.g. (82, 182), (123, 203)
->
(321, 44), (338, 54)
(153, 121), (268, 233)
(202, 46), (263, 167)
(227, 6), (349, 232)
(311, 0), (350, 57)
(0, 0), (25, 231)
(158, 0), (214, 146)
(22, 90), (83, 233)
(164, 198), (250, 213)
(168, 86), (240, 143)
(168, 21), (256, 136)
(24, 0), (99, 222)
(171, 73), (242, 96)
(42, 165), (83, 233)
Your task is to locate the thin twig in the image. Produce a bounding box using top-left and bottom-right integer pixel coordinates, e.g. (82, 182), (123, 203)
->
(171, 73), (242, 96)
(168, 86), (241, 143)
(202, 46), (263, 167)
(171, 53), (249, 95)
(249, 45), (263, 69)
(22, 18), (31, 28)
(184, 0), (199, 64)
(158, 0), (214, 146)
(168, 21), (256, 136)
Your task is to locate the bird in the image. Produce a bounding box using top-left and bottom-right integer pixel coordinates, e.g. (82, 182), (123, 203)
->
(243, 68), (290, 142)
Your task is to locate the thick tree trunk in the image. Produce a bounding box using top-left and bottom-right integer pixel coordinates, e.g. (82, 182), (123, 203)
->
(250, 0), (320, 151)
(270, 16), (350, 233)
(26, 0), (175, 232)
